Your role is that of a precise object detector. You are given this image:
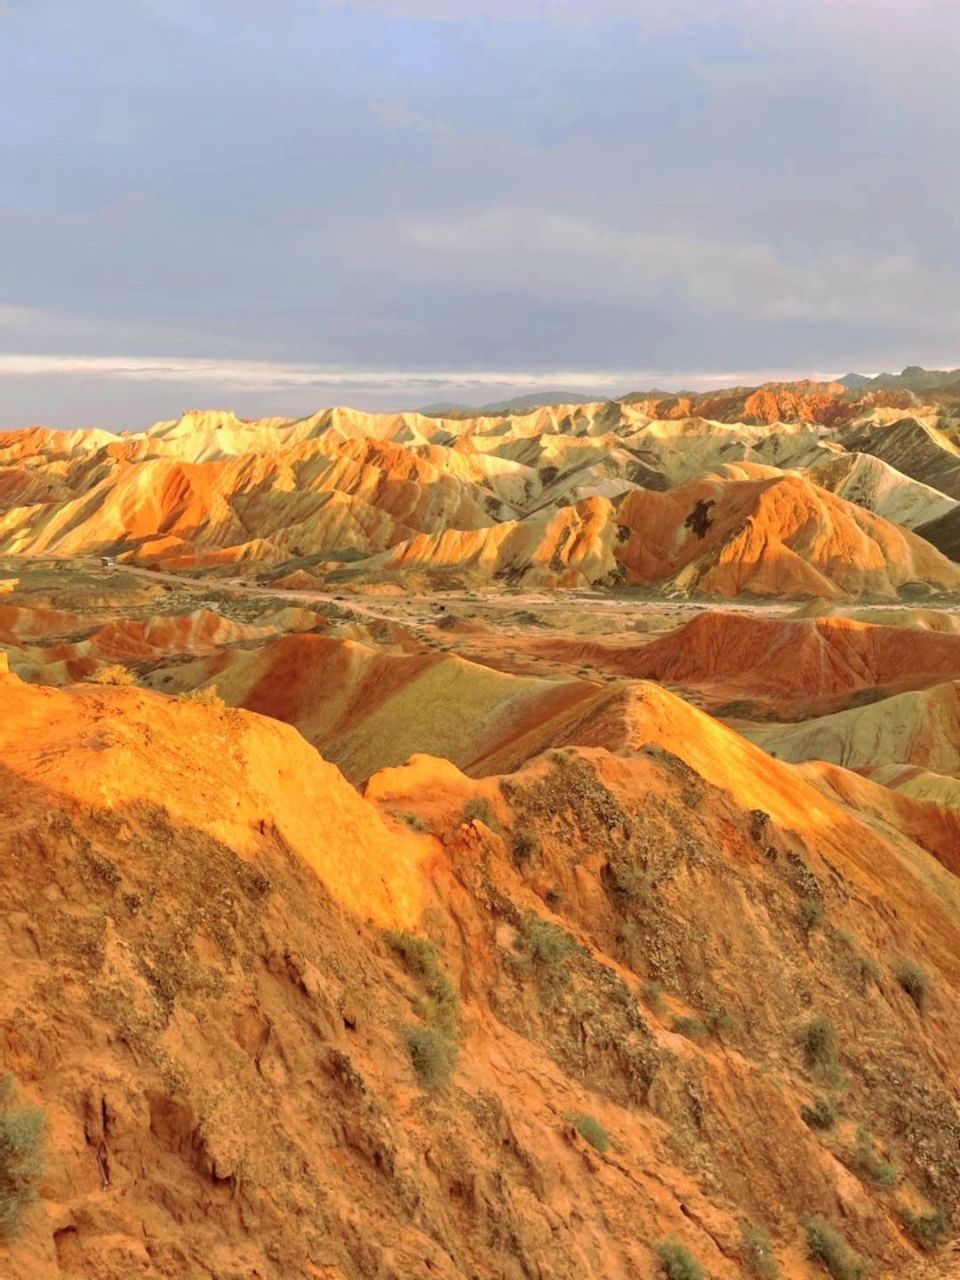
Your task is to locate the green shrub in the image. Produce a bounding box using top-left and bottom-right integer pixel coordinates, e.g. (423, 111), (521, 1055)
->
(386, 932), (458, 1036)
(805, 1216), (867, 1280)
(706, 1008), (733, 1036)
(851, 1129), (898, 1188)
(518, 916), (577, 967)
(405, 1026), (457, 1088)
(851, 952), (881, 990)
(512, 826), (540, 864)
(654, 1239), (705, 1280)
(834, 932), (880, 990)
(900, 1207), (949, 1251)
(800, 896), (825, 932)
(741, 1220), (781, 1279)
(802, 1017), (838, 1074)
(672, 1010), (730, 1041)
(566, 1112), (609, 1154)
(0, 1074), (46, 1239)
(642, 981), (666, 1014)
(607, 860), (655, 904)
(400, 812), (428, 832)
(515, 916), (578, 1005)
(895, 960), (928, 1012)
(801, 1096), (837, 1131)
(463, 795), (498, 829)
(672, 1016), (710, 1042)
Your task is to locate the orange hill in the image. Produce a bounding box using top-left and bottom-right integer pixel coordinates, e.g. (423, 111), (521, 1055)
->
(2, 386), (959, 598)
(2, 670), (960, 1278)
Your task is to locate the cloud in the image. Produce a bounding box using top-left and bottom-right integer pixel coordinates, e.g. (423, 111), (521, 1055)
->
(0, 352), (842, 396)
(314, 1), (706, 22)
(1, 0), (957, 426)
(339, 206), (958, 329)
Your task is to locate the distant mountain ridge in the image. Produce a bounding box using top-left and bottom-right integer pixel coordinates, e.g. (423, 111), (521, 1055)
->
(418, 390), (599, 416)
(840, 365), (960, 392)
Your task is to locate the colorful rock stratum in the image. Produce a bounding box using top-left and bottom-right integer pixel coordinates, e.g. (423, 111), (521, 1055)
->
(2, 370), (960, 1280)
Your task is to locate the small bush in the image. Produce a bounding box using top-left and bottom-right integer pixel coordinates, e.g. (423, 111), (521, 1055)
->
(741, 1221), (781, 1279)
(512, 826), (540, 865)
(567, 1112), (609, 1154)
(835, 932), (881, 990)
(672, 1016), (710, 1042)
(801, 1096), (838, 1131)
(895, 960), (928, 1012)
(642, 981), (666, 1014)
(654, 1239), (705, 1280)
(607, 860), (656, 904)
(851, 1129), (898, 1188)
(800, 896), (825, 933)
(802, 1016), (838, 1073)
(462, 795), (498, 829)
(805, 1216), (867, 1280)
(400, 812), (428, 832)
(515, 916), (578, 1005)
(519, 916), (577, 967)
(706, 1007), (733, 1036)
(178, 684), (225, 708)
(0, 1074), (46, 1239)
(387, 932), (458, 1036)
(852, 952), (881, 990)
(672, 1009), (729, 1042)
(87, 663), (137, 685)
(900, 1207), (949, 1251)
(405, 1026), (457, 1088)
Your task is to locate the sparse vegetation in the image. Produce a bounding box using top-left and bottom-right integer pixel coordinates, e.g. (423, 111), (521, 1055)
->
(462, 795), (498, 829)
(386, 932), (458, 1036)
(801, 1096), (837, 1130)
(900, 1207), (949, 1251)
(177, 684), (225, 708)
(799, 895), (825, 933)
(87, 663), (137, 685)
(0, 1074), (46, 1239)
(805, 1216), (867, 1280)
(741, 1221), (781, 1279)
(802, 1016), (840, 1078)
(895, 959), (928, 1012)
(400, 811), (428, 832)
(654, 1238), (705, 1280)
(566, 1111), (609, 1154)
(642, 980), (666, 1014)
(851, 952), (881, 990)
(851, 1129), (898, 1188)
(672, 1016), (710, 1041)
(672, 1008), (730, 1042)
(405, 1025), (457, 1088)
(705, 1007), (733, 1036)
(606, 859), (656, 904)
(518, 915), (578, 967)
(514, 915), (578, 1005)
(512, 826), (540, 865)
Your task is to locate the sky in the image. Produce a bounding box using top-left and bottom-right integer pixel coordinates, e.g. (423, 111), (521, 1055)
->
(0, 0), (958, 429)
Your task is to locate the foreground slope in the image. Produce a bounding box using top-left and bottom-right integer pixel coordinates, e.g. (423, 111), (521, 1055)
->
(2, 673), (959, 1279)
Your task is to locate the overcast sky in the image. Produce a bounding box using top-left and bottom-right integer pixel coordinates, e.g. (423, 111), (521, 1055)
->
(1, 0), (958, 428)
